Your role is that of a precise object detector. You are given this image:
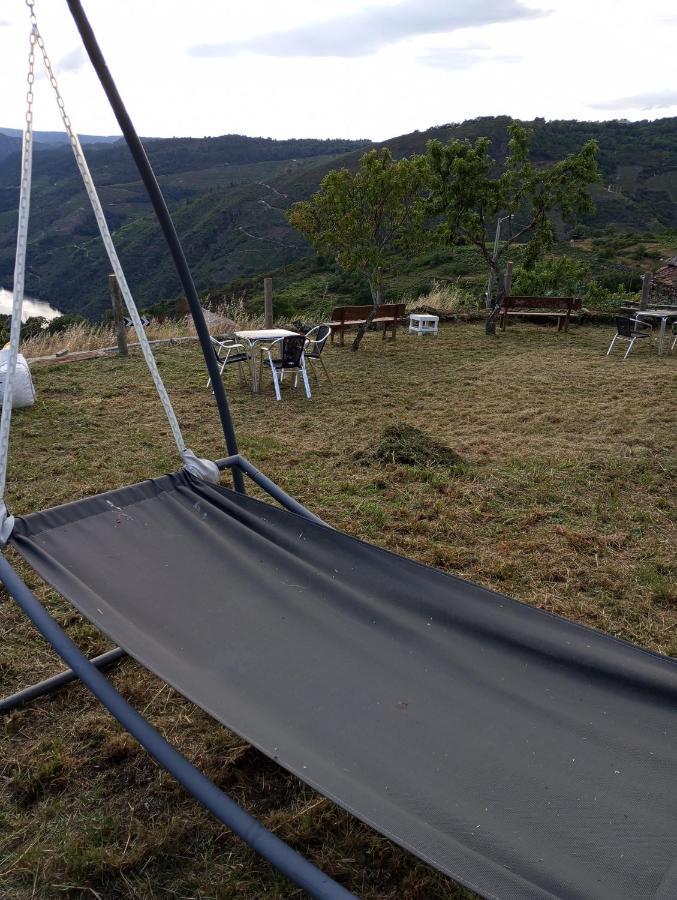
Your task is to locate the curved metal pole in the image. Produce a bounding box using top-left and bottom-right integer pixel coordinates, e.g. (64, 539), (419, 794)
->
(65, 0), (244, 494)
(0, 554), (354, 900)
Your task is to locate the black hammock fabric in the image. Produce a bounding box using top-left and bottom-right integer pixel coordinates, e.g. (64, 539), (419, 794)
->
(10, 471), (677, 900)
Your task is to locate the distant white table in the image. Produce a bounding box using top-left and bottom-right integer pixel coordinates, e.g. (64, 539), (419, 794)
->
(634, 309), (677, 356)
(409, 313), (439, 336)
(235, 328), (299, 393)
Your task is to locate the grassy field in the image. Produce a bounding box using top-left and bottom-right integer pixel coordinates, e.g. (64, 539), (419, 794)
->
(1, 321), (675, 899)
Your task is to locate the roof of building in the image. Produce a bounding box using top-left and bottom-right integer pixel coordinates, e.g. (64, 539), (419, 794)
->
(652, 257), (677, 292)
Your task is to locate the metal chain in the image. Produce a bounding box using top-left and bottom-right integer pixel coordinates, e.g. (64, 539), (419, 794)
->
(28, 1), (187, 458)
(0, 23), (37, 514)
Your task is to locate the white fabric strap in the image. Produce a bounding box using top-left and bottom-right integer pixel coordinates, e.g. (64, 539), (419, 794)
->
(0, 28), (36, 533)
(31, 26), (188, 459)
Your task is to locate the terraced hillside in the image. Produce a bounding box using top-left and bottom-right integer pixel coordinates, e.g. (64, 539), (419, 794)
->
(0, 117), (676, 318)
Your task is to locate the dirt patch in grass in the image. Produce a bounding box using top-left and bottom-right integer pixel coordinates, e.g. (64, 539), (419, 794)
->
(0, 321), (675, 898)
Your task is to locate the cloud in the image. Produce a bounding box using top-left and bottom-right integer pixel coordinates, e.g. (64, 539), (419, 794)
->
(190, 0), (543, 59)
(420, 44), (521, 70)
(57, 47), (86, 73)
(36, 47), (86, 82)
(590, 90), (677, 112)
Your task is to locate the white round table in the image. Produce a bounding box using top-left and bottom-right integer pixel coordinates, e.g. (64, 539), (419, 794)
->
(634, 309), (677, 356)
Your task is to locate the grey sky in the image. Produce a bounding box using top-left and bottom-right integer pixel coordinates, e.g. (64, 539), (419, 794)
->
(190, 0), (541, 58)
(591, 90), (677, 112)
(420, 45), (521, 70)
(1, 1), (675, 141)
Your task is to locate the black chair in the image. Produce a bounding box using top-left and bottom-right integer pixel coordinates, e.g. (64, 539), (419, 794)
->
(258, 335), (311, 400)
(606, 317), (652, 360)
(207, 336), (249, 389)
(304, 324), (332, 383)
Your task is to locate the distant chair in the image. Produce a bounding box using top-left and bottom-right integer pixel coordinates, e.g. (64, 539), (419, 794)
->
(207, 336), (249, 388)
(606, 317), (653, 360)
(671, 321), (677, 352)
(258, 335), (311, 400)
(304, 324), (332, 383)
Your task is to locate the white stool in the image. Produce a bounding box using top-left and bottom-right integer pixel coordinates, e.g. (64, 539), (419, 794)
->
(409, 313), (439, 336)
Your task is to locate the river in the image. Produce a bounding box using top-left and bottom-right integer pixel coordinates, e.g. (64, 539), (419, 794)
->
(0, 288), (62, 322)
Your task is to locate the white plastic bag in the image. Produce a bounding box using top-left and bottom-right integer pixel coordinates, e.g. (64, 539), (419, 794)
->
(0, 349), (36, 408)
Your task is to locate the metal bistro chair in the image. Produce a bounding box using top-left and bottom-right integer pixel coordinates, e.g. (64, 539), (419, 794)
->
(258, 334), (311, 401)
(606, 316), (653, 360)
(206, 336), (249, 389)
(304, 324), (332, 383)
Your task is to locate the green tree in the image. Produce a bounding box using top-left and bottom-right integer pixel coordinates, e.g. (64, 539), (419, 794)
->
(288, 148), (426, 350)
(426, 124), (600, 333)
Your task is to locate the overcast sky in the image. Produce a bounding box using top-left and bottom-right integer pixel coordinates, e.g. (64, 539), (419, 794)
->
(1, 0), (676, 141)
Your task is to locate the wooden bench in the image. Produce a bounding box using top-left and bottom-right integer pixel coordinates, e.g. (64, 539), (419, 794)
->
(499, 296), (582, 332)
(327, 303), (406, 346)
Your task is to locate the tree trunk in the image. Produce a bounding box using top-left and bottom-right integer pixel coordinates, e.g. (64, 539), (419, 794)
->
(351, 276), (383, 351)
(485, 263), (506, 336)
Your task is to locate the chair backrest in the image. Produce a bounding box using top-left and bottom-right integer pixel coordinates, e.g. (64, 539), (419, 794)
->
(306, 324), (331, 355)
(504, 296), (581, 311)
(210, 335), (224, 362)
(280, 335), (306, 368)
(329, 305), (372, 323)
(615, 316), (634, 338)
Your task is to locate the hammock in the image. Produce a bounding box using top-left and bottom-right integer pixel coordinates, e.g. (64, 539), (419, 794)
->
(8, 469), (677, 899)
(2, 4), (676, 899)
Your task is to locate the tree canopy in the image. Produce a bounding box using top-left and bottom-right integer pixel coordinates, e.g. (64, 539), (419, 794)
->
(288, 148), (426, 349)
(426, 123), (600, 332)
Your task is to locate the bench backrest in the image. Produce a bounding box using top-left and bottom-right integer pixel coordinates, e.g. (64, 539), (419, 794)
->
(330, 303), (406, 322)
(503, 296), (582, 311)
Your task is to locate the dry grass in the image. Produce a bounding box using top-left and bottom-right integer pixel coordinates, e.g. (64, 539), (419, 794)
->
(19, 299), (265, 358)
(1, 321), (675, 899)
(405, 280), (478, 314)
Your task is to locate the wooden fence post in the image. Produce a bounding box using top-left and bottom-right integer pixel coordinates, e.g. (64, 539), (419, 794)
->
(108, 274), (128, 357)
(504, 261), (513, 298)
(263, 277), (273, 328)
(639, 272), (652, 310)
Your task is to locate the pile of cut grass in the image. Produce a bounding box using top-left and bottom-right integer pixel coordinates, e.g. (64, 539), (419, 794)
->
(0, 321), (674, 899)
(369, 423), (466, 470)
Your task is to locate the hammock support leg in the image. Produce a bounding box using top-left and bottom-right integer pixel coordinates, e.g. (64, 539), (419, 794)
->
(216, 455), (327, 527)
(65, 0), (245, 495)
(0, 646), (126, 714)
(0, 554), (354, 900)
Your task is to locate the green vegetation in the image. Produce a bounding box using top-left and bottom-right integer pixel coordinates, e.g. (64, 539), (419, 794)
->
(2, 117), (677, 319)
(426, 122), (599, 333)
(1, 325), (674, 898)
(289, 148), (426, 349)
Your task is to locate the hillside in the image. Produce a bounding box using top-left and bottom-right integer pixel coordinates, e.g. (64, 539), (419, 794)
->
(1, 117), (677, 318)
(0, 128), (121, 162)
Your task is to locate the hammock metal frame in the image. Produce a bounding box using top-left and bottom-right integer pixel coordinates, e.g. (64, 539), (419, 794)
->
(4, 5), (677, 900)
(0, 2), (349, 897)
